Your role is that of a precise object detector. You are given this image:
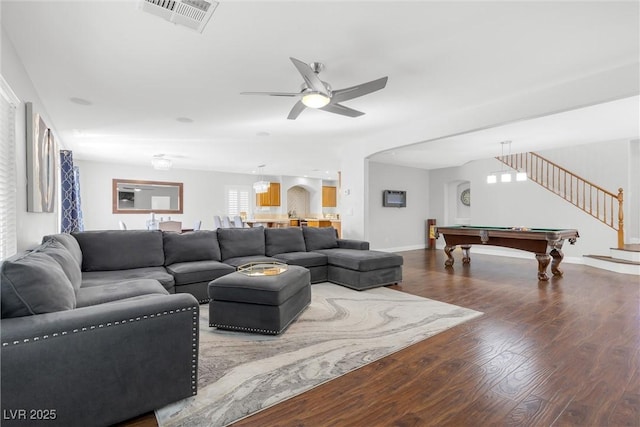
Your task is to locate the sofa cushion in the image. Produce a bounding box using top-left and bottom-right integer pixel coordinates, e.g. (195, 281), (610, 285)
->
(265, 227), (306, 256)
(1, 249), (76, 318)
(43, 233), (83, 266)
(163, 230), (221, 265)
(273, 251), (327, 268)
(166, 260), (235, 285)
(314, 248), (403, 272)
(76, 279), (169, 307)
(40, 239), (82, 291)
(72, 230), (164, 271)
(80, 267), (175, 291)
(302, 227), (338, 251)
(217, 227), (266, 260)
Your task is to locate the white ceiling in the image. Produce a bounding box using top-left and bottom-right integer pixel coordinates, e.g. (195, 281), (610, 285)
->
(2, 1), (639, 179)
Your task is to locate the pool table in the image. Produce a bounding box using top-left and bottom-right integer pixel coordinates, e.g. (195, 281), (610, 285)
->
(433, 226), (580, 281)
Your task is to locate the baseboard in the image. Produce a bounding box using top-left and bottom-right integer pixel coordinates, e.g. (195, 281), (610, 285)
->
(374, 244), (427, 253)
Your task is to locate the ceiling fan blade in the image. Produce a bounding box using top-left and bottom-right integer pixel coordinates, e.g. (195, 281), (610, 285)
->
(320, 103), (365, 118)
(289, 57), (329, 96)
(331, 77), (388, 103)
(287, 100), (307, 120)
(240, 91), (300, 97)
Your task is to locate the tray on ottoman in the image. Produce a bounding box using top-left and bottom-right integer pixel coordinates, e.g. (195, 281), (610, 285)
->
(208, 264), (311, 335)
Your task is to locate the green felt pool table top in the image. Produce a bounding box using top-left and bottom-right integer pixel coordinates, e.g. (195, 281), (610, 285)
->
(437, 225), (574, 232)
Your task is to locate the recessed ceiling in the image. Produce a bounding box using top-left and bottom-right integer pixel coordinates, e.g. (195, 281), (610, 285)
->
(2, 1), (638, 178)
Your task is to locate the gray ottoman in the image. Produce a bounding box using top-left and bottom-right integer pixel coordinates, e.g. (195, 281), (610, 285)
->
(208, 265), (311, 335)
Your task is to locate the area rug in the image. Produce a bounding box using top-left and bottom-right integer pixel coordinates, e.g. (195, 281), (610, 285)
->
(156, 283), (482, 427)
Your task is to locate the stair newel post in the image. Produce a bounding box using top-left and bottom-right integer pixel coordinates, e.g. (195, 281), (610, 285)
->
(617, 188), (624, 249)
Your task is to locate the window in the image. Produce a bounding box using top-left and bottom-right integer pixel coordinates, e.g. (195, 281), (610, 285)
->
(226, 186), (250, 217)
(0, 76), (19, 259)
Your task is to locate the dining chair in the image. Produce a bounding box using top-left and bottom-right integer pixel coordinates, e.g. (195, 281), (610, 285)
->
(233, 215), (245, 228)
(118, 221), (127, 230)
(213, 216), (223, 230)
(193, 220), (202, 231)
(222, 216), (233, 228)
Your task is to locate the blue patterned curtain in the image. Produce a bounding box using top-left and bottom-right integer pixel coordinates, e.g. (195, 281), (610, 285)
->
(60, 150), (84, 233)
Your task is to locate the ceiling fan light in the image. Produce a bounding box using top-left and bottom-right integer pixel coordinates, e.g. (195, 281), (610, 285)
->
(301, 92), (330, 108)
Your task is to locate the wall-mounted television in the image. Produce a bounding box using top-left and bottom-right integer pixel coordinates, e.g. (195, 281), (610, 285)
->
(383, 190), (406, 207)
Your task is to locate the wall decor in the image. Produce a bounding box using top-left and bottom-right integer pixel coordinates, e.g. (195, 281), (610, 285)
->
(112, 179), (183, 214)
(26, 102), (56, 212)
(460, 188), (471, 206)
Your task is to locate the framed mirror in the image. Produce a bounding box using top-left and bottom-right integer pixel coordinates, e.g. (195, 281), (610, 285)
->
(112, 179), (183, 214)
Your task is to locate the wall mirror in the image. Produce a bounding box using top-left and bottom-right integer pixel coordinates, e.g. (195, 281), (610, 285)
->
(112, 179), (183, 214)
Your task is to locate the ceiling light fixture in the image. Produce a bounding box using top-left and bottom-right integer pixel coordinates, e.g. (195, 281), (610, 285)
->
(487, 140), (527, 184)
(301, 92), (330, 108)
(253, 164), (270, 194)
(152, 154), (172, 170)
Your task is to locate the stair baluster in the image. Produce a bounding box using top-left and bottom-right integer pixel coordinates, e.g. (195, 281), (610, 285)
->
(497, 152), (625, 248)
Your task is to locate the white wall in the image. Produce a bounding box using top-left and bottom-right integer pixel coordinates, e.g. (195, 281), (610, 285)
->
(537, 139), (638, 243)
(2, 28), (61, 251)
(76, 161), (338, 231)
(76, 160), (258, 231)
(367, 161), (430, 251)
(427, 139), (634, 259)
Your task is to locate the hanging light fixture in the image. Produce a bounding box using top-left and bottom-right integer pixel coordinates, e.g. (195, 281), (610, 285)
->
(253, 164), (270, 194)
(487, 140), (527, 184)
(151, 154), (172, 170)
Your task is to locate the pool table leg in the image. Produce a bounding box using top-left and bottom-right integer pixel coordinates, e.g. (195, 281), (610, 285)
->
(444, 245), (456, 267)
(461, 245), (471, 264)
(535, 253), (551, 280)
(549, 248), (564, 277)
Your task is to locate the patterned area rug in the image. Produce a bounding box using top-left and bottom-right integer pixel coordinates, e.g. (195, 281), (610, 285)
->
(156, 283), (482, 427)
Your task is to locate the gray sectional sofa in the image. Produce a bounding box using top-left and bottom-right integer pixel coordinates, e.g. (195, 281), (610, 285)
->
(46, 226), (401, 302)
(0, 226), (401, 426)
(1, 237), (199, 427)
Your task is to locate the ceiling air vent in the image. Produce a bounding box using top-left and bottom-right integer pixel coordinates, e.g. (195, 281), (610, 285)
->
(139, 0), (218, 33)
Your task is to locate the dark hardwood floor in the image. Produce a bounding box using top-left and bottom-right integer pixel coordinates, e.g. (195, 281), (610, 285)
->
(121, 249), (639, 427)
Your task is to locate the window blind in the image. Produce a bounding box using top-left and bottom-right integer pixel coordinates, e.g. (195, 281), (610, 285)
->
(0, 76), (19, 259)
(227, 186), (250, 216)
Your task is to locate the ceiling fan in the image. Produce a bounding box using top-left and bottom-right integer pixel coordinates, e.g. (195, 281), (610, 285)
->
(241, 57), (388, 120)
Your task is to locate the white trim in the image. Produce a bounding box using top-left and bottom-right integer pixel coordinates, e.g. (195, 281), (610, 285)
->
(375, 244), (426, 253)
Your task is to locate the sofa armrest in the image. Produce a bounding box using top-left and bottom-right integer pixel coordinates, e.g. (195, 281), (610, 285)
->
(337, 239), (370, 250)
(1, 293), (199, 427)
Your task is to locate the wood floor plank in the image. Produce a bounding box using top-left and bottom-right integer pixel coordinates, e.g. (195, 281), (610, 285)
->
(119, 249), (639, 427)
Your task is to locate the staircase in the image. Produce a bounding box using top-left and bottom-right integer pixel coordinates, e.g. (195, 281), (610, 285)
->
(583, 244), (640, 276)
(497, 152), (639, 276)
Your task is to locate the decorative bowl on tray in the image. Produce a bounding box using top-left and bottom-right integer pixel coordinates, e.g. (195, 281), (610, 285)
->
(237, 262), (288, 276)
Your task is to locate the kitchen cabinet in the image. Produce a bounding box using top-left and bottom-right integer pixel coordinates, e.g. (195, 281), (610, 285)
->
(322, 186), (337, 207)
(306, 219), (332, 228)
(256, 182), (281, 206)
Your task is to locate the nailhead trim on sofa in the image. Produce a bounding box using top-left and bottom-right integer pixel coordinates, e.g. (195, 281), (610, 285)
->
(208, 323), (280, 335)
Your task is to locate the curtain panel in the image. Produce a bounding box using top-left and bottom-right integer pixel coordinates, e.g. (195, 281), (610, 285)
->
(60, 150), (84, 233)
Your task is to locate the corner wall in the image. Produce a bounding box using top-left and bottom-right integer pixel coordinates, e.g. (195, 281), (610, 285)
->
(367, 161), (430, 251)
